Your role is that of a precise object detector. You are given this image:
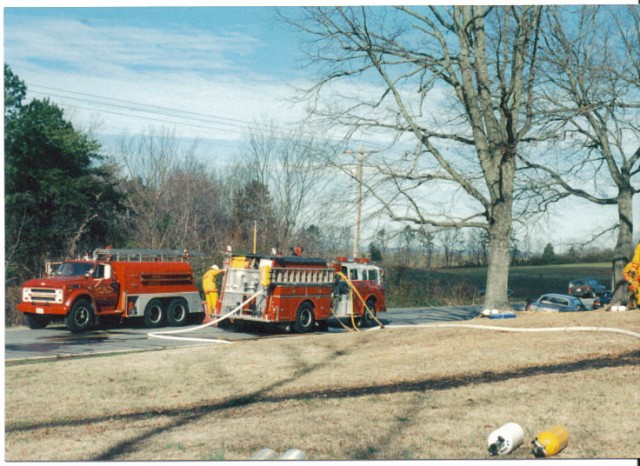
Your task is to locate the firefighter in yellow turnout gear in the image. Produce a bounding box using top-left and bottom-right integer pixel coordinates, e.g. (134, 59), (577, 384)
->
(203, 265), (224, 316)
(622, 243), (640, 308)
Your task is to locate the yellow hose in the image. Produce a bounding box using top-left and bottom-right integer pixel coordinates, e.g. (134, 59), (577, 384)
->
(330, 306), (356, 332)
(349, 286), (360, 332)
(335, 271), (385, 329)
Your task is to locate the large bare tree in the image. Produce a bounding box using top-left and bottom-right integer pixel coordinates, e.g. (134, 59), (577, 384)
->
(520, 6), (640, 300)
(118, 128), (229, 258)
(288, 6), (542, 308)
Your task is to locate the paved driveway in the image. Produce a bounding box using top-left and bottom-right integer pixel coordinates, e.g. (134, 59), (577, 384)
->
(4, 305), (486, 362)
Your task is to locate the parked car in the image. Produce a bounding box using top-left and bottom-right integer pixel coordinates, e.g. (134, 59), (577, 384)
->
(593, 291), (612, 309)
(567, 278), (607, 298)
(526, 293), (588, 312)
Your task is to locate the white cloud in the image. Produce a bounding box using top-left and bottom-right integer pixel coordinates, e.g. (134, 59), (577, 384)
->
(5, 13), (311, 146)
(6, 16), (260, 75)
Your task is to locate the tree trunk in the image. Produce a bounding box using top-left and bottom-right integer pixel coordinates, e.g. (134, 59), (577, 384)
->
(612, 187), (635, 301)
(485, 202), (513, 309)
(483, 153), (516, 310)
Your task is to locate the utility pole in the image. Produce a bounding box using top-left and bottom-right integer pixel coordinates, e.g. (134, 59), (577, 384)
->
(354, 144), (364, 258)
(344, 144), (366, 258)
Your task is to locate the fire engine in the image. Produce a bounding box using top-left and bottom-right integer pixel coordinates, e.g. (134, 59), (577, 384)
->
(214, 253), (386, 332)
(17, 248), (205, 333)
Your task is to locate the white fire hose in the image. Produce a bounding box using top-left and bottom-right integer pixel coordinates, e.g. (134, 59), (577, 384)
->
(365, 321), (640, 340)
(147, 289), (266, 343)
(148, 284), (640, 344)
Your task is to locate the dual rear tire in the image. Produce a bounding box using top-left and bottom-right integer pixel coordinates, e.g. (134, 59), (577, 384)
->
(166, 298), (189, 326)
(62, 297), (191, 332)
(144, 298), (190, 328)
(142, 298), (189, 328)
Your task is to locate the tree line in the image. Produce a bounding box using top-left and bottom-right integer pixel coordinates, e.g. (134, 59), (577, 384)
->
(4, 65), (353, 292)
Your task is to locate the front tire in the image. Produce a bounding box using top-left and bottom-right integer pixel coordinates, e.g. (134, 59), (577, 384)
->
(23, 313), (50, 329)
(144, 299), (165, 328)
(166, 298), (189, 326)
(359, 298), (377, 328)
(66, 299), (94, 333)
(293, 302), (315, 334)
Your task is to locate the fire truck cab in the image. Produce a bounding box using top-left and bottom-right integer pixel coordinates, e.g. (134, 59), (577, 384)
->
(331, 256), (386, 327)
(215, 253), (386, 332)
(18, 248), (204, 333)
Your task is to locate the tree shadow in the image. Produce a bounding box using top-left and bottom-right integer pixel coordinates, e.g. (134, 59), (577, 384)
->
(7, 348), (639, 460)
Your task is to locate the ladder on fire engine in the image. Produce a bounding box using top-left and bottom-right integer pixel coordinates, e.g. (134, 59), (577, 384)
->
(92, 248), (205, 262)
(269, 267), (335, 285)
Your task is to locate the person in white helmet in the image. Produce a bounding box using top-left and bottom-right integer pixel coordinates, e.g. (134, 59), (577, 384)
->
(202, 265), (223, 316)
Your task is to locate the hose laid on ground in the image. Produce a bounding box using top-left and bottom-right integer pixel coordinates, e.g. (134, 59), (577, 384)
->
(365, 321), (640, 340)
(147, 289), (266, 343)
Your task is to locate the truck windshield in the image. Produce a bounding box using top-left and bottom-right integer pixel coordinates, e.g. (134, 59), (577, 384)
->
(54, 262), (94, 277)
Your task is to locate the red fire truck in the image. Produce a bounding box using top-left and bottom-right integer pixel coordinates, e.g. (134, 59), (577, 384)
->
(214, 253), (386, 332)
(17, 248), (205, 333)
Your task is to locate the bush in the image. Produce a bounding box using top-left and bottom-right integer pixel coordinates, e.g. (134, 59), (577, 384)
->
(383, 265), (476, 307)
(5, 286), (23, 327)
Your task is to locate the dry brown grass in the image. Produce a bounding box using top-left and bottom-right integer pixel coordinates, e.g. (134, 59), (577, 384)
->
(5, 310), (640, 461)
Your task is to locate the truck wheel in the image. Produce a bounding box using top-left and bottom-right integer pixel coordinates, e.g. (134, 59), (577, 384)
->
(359, 298), (377, 328)
(144, 299), (165, 328)
(23, 313), (50, 329)
(166, 298), (189, 326)
(66, 299), (94, 333)
(293, 302), (315, 333)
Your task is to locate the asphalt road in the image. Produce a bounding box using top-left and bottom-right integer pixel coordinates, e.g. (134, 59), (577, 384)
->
(4, 305), (491, 363)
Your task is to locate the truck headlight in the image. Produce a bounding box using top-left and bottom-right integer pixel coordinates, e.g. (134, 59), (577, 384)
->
(22, 288), (31, 302)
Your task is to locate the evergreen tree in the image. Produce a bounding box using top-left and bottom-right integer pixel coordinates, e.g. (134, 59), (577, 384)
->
(368, 242), (383, 262)
(541, 242), (557, 264)
(5, 65), (125, 282)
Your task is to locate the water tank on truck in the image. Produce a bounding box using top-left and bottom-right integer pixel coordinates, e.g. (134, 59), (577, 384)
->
(17, 248), (205, 332)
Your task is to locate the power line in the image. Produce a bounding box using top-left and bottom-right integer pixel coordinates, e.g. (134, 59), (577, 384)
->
(29, 85), (258, 134)
(30, 94), (249, 137)
(25, 82), (402, 155)
(27, 83), (320, 144)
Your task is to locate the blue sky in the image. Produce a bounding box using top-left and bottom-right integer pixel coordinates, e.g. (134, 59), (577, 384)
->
(5, 7), (300, 77)
(3, 4), (638, 250)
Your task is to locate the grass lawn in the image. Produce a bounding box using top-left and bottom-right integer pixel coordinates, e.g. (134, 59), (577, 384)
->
(5, 309), (639, 461)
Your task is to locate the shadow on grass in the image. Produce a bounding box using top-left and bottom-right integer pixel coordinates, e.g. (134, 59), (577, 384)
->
(7, 349), (639, 460)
